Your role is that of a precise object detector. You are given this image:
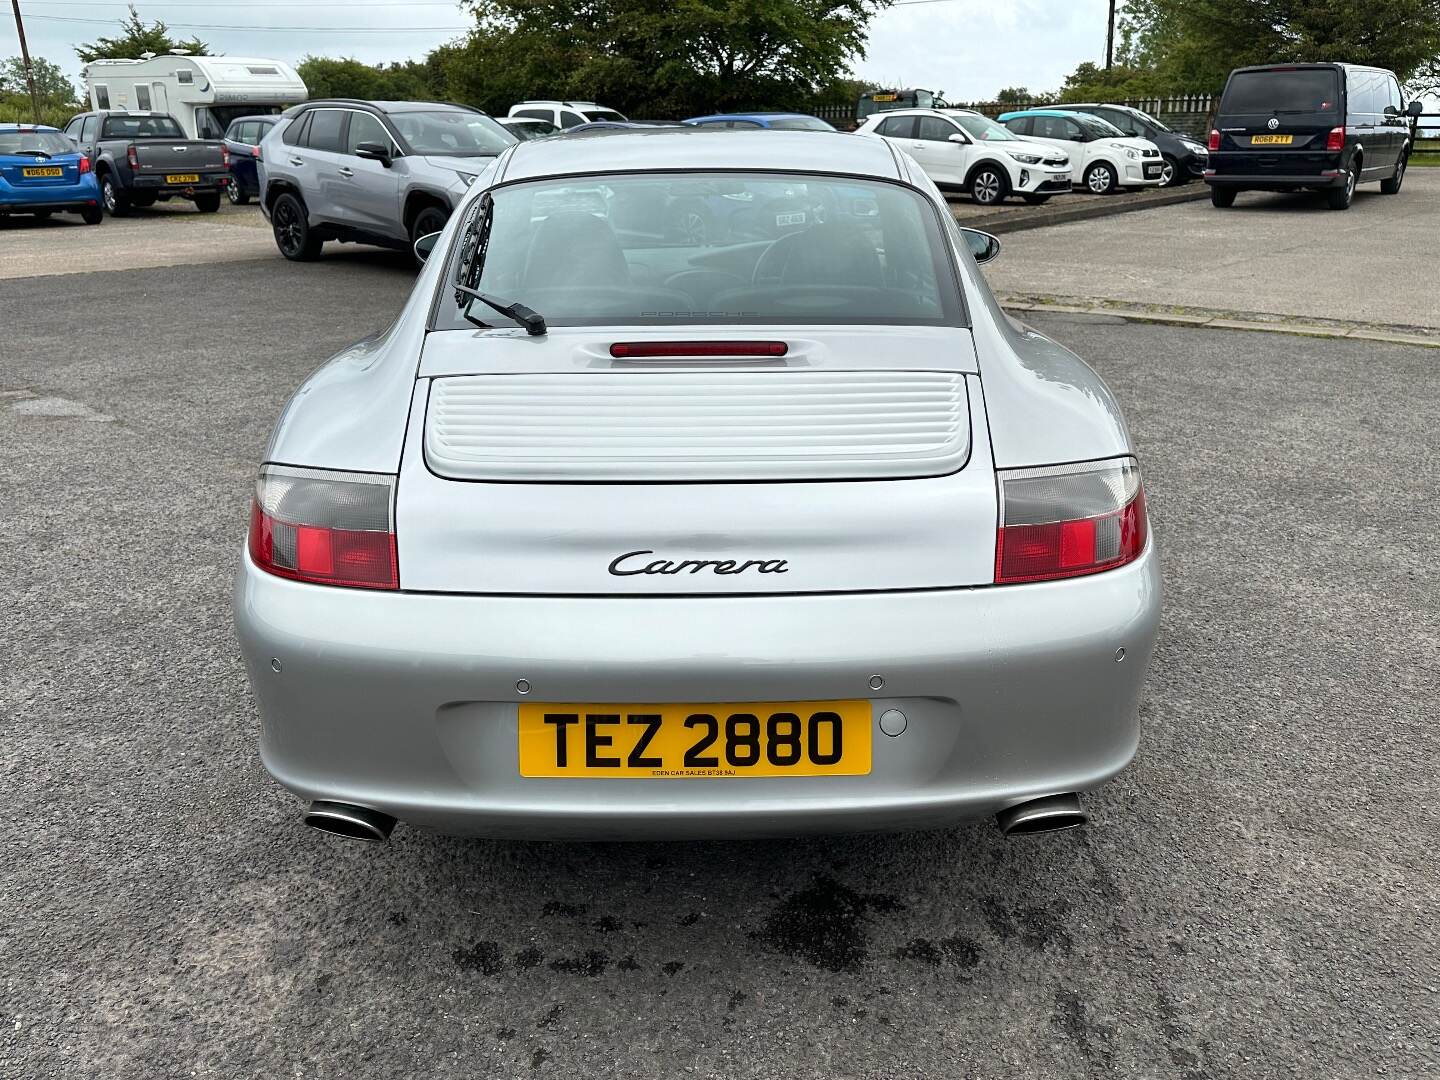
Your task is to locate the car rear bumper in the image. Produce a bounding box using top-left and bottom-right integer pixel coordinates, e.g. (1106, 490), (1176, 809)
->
(1204, 171), (1346, 188)
(0, 177), (100, 212)
(132, 171), (230, 193)
(234, 543), (1162, 839)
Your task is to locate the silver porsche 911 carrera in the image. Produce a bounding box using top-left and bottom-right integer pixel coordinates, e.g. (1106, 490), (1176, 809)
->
(234, 129), (1160, 843)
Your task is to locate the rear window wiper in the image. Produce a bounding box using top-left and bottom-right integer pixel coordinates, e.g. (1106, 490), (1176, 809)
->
(453, 191), (547, 336)
(17, 149), (52, 159)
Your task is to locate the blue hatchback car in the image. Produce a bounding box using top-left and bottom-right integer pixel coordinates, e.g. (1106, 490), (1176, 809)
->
(0, 124), (103, 224)
(683, 112), (835, 131)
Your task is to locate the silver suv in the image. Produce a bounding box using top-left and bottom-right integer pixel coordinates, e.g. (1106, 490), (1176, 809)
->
(260, 99), (515, 263)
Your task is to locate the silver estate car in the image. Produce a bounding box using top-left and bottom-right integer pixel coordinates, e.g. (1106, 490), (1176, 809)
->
(234, 129), (1160, 843)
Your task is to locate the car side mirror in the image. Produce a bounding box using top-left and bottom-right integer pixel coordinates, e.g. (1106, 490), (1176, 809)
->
(414, 231), (441, 264)
(947, 132), (969, 144)
(354, 141), (392, 166)
(960, 227), (1001, 264)
(1383, 105), (1400, 117)
(1406, 100), (1424, 117)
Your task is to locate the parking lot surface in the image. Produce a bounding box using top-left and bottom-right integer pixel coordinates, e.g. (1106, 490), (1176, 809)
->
(3, 253), (1438, 1079)
(0, 200), (272, 280)
(986, 167), (1440, 329)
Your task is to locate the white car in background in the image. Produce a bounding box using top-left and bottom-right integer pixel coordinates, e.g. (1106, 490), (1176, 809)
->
(507, 100), (627, 131)
(856, 108), (1073, 206)
(998, 109), (1165, 193)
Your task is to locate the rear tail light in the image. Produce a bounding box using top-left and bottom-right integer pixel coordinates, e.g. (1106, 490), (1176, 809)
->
(1325, 126), (1344, 152)
(221, 144), (230, 168)
(126, 144), (139, 169)
(995, 457), (1148, 584)
(1207, 129), (1220, 151)
(252, 144), (262, 159)
(248, 465), (398, 590)
(610, 341), (787, 358)
(78, 155), (91, 174)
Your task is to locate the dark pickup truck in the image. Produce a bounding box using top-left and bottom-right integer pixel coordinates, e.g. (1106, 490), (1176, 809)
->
(64, 111), (229, 216)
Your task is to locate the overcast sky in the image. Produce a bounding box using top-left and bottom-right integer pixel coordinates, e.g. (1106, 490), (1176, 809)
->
(8, 0), (1117, 103)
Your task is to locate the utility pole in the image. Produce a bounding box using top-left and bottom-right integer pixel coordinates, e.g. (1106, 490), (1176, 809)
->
(1105, 0), (1117, 70)
(10, 0), (44, 124)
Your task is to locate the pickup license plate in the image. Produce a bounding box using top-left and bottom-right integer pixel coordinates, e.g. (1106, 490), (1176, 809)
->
(775, 211), (807, 228)
(166, 173), (200, 184)
(22, 167), (63, 178)
(518, 700), (872, 778)
(1250, 134), (1293, 146)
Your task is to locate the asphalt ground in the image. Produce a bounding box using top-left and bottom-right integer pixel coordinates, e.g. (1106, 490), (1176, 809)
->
(3, 254), (1439, 1080)
(986, 166), (1440, 330)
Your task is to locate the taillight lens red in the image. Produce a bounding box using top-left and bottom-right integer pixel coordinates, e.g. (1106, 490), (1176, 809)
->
(78, 155), (91, 175)
(248, 465), (398, 589)
(220, 144), (230, 168)
(252, 144), (262, 159)
(610, 341), (788, 358)
(1325, 126), (1344, 152)
(1208, 129), (1220, 151)
(126, 144), (139, 169)
(995, 457), (1148, 584)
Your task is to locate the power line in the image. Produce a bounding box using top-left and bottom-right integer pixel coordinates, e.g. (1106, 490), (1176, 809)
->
(23, 13), (471, 29)
(23, 1), (466, 6)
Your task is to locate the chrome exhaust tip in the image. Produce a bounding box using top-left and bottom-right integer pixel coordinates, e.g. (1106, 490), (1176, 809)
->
(995, 793), (1087, 836)
(303, 801), (396, 843)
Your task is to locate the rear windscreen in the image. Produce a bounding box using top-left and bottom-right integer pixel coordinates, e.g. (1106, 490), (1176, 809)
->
(101, 115), (185, 138)
(0, 132), (74, 155)
(1222, 69), (1341, 115)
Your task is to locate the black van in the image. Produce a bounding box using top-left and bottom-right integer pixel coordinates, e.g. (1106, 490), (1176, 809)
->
(1206, 63), (1423, 210)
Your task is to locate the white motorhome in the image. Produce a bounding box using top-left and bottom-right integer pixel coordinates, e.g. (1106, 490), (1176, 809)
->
(82, 53), (307, 139)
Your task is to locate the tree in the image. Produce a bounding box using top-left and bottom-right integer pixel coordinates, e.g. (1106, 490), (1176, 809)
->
(75, 5), (210, 63)
(296, 56), (445, 101)
(443, 0), (892, 118)
(0, 56), (83, 125)
(1100, 0), (1440, 92)
(1058, 60), (1166, 102)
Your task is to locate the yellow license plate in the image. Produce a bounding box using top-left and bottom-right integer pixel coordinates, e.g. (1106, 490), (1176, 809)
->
(1250, 134), (1293, 145)
(165, 173), (200, 183)
(518, 700), (872, 778)
(22, 167), (63, 178)
(872, 94), (898, 102)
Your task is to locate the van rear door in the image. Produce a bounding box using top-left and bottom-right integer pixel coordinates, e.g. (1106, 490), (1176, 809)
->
(1214, 66), (1343, 177)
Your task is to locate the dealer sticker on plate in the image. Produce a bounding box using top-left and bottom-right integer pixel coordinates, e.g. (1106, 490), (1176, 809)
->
(518, 700), (873, 778)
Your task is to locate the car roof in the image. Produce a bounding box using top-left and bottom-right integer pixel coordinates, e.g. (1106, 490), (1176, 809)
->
(502, 128), (902, 182)
(686, 112), (820, 122)
(0, 123), (61, 133)
(996, 108), (1084, 119)
(295, 99), (480, 115)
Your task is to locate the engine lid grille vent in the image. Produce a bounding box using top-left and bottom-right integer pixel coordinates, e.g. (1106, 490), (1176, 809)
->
(424, 370), (970, 482)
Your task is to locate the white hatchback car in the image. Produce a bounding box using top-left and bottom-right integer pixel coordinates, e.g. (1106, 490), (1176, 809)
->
(998, 109), (1165, 193)
(856, 108), (1073, 206)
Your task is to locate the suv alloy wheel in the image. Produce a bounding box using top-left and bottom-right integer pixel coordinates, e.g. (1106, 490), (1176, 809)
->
(969, 166), (1008, 206)
(272, 192), (324, 261)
